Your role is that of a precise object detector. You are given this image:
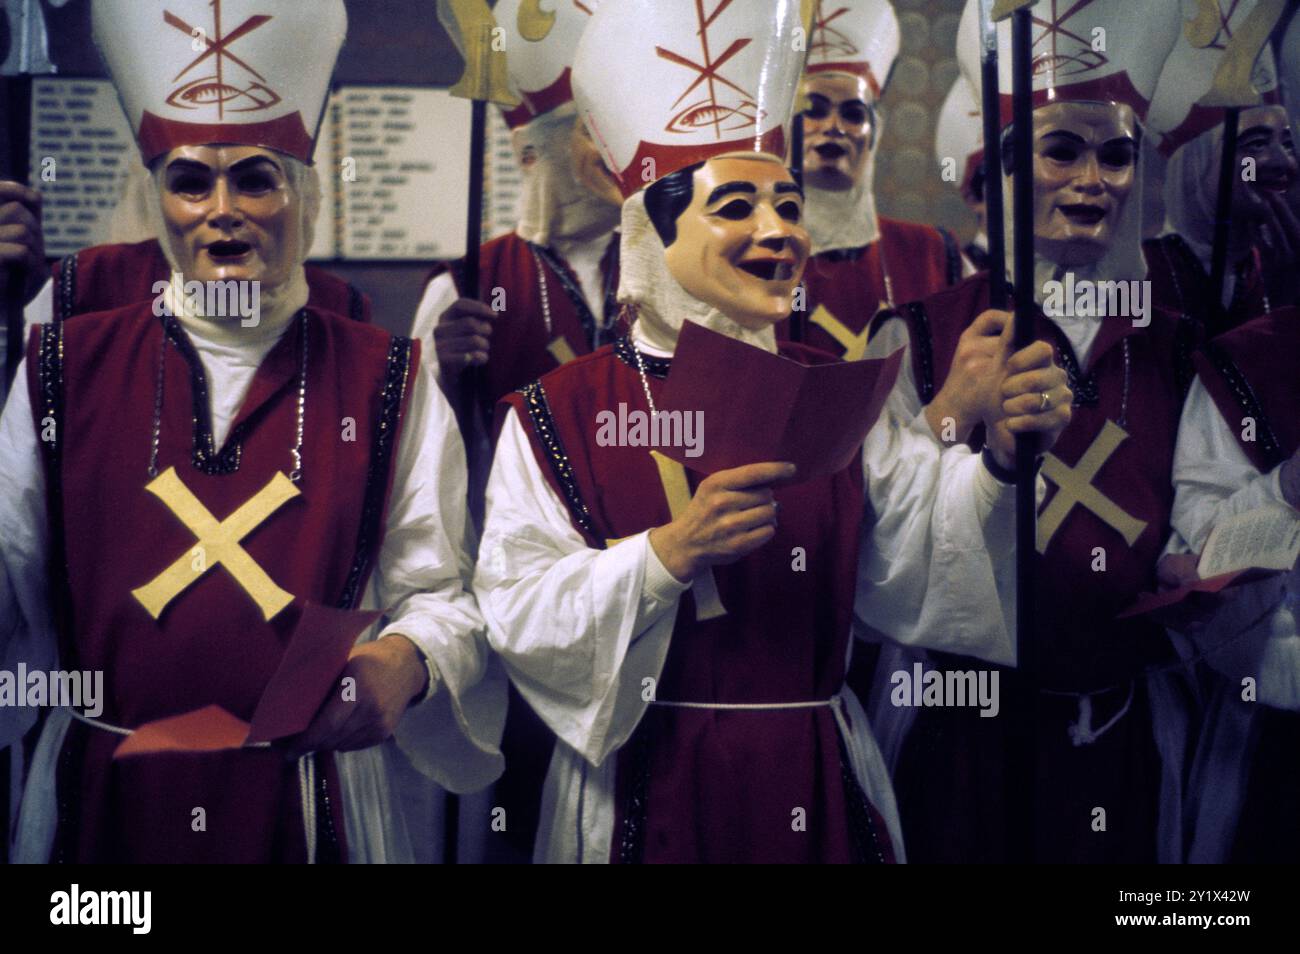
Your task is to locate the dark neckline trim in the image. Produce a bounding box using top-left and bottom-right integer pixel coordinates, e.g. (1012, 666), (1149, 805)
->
(613, 335), (671, 379)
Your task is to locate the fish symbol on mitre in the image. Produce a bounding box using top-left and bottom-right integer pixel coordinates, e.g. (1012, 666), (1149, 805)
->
(161, 1), (282, 116)
(809, 2), (859, 60)
(656, 2), (766, 139)
(1030, 0), (1109, 83)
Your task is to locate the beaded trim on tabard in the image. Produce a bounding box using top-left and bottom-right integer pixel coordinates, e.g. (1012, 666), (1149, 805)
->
(516, 380), (597, 540)
(1203, 340), (1285, 470)
(336, 334), (414, 612)
(837, 732), (888, 864)
(531, 242), (610, 349)
(36, 323), (70, 610)
(893, 302), (936, 405)
(155, 311), (310, 478)
(56, 253), (78, 324)
(612, 335), (671, 379)
(616, 723), (653, 864)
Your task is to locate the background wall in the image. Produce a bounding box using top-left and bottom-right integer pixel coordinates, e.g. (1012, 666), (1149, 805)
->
(7, 0), (1297, 334)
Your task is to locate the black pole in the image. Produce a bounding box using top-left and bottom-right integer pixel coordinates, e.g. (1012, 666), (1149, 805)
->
(980, 52), (1007, 307)
(3, 73), (33, 391)
(789, 111), (806, 343)
(1208, 107), (1240, 336)
(1009, 6), (1037, 865)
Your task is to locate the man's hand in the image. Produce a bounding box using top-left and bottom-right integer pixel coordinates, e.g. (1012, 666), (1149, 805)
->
(283, 635), (430, 759)
(1252, 189), (1300, 309)
(984, 316), (1072, 470)
(434, 298), (496, 380)
(1150, 551), (1231, 631)
(0, 181), (45, 306)
(648, 461), (794, 582)
(926, 308), (1010, 444)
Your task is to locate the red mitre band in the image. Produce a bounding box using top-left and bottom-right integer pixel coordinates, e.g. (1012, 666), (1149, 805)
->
(997, 71), (1149, 130)
(501, 68), (576, 129)
(806, 60), (882, 98)
(137, 111), (316, 165)
(611, 127), (788, 199)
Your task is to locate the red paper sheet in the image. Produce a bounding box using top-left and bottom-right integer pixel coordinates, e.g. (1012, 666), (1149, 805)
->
(114, 604), (381, 758)
(1118, 568), (1267, 619)
(113, 705), (251, 758)
(656, 321), (904, 479)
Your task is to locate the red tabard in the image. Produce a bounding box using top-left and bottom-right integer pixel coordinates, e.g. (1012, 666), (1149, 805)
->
(1193, 306), (1300, 471)
(500, 339), (894, 863)
(26, 304), (416, 863)
(430, 232), (620, 414)
(778, 216), (959, 358)
(52, 238), (372, 324)
(1143, 234), (1270, 335)
(888, 271), (1189, 689)
(877, 272), (1192, 861)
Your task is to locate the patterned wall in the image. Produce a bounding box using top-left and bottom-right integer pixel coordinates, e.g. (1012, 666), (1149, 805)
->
(874, 0), (976, 243)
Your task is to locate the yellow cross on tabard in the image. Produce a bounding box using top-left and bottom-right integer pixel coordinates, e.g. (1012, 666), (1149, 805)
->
(606, 451), (726, 620)
(547, 336), (577, 366)
(809, 304), (872, 361)
(1036, 420), (1148, 555)
(131, 467), (301, 623)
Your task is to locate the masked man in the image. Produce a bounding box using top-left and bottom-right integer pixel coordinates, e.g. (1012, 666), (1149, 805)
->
(782, 0), (961, 361)
(1144, 0), (1299, 336)
(935, 75), (990, 272)
(414, 0), (621, 416)
(473, 0), (1070, 864)
(1159, 305), (1300, 862)
(862, 0), (1194, 863)
(0, 0), (503, 863)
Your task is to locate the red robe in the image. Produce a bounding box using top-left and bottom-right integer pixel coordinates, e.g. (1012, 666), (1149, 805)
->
(51, 238), (372, 324)
(500, 337), (894, 863)
(778, 216), (960, 359)
(877, 271), (1196, 862)
(1143, 234), (1272, 337)
(428, 231), (621, 415)
(27, 303), (416, 863)
(1189, 306), (1300, 863)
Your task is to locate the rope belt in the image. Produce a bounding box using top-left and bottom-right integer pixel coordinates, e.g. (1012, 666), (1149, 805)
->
(651, 694), (842, 712)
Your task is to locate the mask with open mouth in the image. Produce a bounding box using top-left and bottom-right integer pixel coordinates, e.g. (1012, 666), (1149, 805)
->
(660, 156), (810, 331)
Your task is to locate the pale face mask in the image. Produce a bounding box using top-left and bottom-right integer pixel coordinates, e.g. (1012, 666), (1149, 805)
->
(662, 156), (811, 330)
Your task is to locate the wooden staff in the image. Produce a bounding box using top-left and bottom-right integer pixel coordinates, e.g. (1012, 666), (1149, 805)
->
(977, 0), (1007, 307)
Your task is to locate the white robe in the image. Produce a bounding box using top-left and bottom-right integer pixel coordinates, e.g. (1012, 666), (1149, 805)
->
(1164, 377), (1299, 863)
(471, 322), (1024, 863)
(0, 307), (506, 863)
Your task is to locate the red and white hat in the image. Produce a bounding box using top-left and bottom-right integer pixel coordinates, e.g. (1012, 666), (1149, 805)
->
(805, 0), (901, 98)
(935, 74), (983, 201)
(957, 0), (1182, 129)
(1147, 0), (1282, 158)
(572, 0), (804, 199)
(494, 0), (601, 129)
(92, 0), (345, 165)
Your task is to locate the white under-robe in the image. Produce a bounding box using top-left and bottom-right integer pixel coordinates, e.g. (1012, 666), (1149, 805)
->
(0, 306), (506, 863)
(1164, 376), (1299, 862)
(472, 322), (1025, 863)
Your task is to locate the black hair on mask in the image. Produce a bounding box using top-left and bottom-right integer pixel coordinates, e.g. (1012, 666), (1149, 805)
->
(644, 161), (703, 246)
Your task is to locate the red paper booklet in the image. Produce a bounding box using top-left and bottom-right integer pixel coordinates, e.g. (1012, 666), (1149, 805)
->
(1120, 505), (1300, 619)
(655, 321), (903, 479)
(114, 604), (381, 759)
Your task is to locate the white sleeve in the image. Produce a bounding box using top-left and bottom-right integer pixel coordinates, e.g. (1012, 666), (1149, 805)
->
(866, 314), (939, 445)
(855, 408), (1031, 667)
(0, 359), (59, 749)
(408, 271), (459, 387)
(0, 279), (51, 407)
(365, 361), (506, 794)
(472, 408), (688, 767)
(1170, 376), (1294, 555)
